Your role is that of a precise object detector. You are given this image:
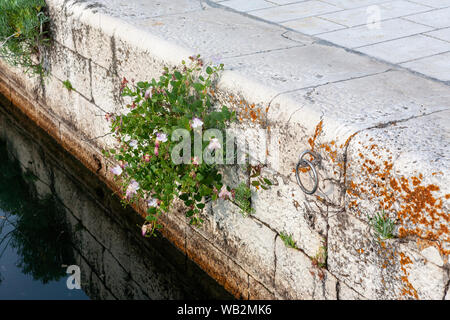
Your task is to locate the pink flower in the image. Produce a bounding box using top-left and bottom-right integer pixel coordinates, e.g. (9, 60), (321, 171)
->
(119, 161), (128, 169)
(156, 132), (168, 142)
(143, 154), (151, 162)
(129, 139), (138, 149)
(208, 138), (221, 150)
(191, 117), (203, 129)
(147, 197), (158, 207)
(110, 165), (122, 176)
(120, 77), (128, 92)
(126, 180), (140, 198)
(192, 156), (200, 166)
(154, 145), (159, 156)
(144, 88), (152, 99)
(105, 113), (116, 122)
(141, 224), (150, 236)
(218, 185), (232, 200)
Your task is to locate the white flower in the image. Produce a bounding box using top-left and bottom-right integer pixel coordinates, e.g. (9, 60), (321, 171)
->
(110, 165), (123, 176)
(126, 180), (140, 198)
(129, 139), (138, 149)
(208, 138), (221, 150)
(147, 197), (158, 207)
(156, 132), (168, 142)
(191, 117), (203, 129)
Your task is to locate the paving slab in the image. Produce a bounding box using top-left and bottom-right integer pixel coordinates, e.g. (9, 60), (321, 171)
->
(93, 0), (202, 19)
(281, 16), (346, 35)
(425, 27), (450, 42)
(408, 0), (450, 9)
(219, 0), (275, 12)
(401, 51), (450, 81)
(356, 34), (450, 63)
(318, 0), (390, 9)
(318, 18), (433, 48)
(403, 7), (450, 28)
(250, 1), (340, 22)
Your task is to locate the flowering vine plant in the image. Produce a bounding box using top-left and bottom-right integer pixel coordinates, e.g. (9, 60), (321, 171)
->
(103, 56), (271, 237)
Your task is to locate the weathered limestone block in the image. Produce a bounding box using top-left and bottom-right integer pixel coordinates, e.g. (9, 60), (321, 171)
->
(43, 75), (113, 149)
(336, 280), (367, 300)
(112, 35), (179, 88)
(279, 70), (450, 134)
(195, 199), (277, 288)
(0, 59), (43, 104)
(402, 243), (448, 300)
(48, 42), (92, 100)
(248, 275), (276, 300)
(420, 246), (444, 267)
(274, 236), (337, 299)
(186, 224), (250, 299)
(266, 119), (345, 209)
(93, 0), (203, 21)
(43, 74), (85, 123)
(90, 61), (121, 113)
(224, 44), (389, 93)
(328, 211), (448, 299)
(136, 6), (305, 60)
(252, 172), (327, 259)
(47, 0), (116, 71)
(345, 111), (450, 257)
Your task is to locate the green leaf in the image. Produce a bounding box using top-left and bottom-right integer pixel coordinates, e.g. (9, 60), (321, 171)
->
(174, 71), (182, 80)
(179, 193), (189, 201)
(196, 203), (205, 209)
(193, 83), (204, 92)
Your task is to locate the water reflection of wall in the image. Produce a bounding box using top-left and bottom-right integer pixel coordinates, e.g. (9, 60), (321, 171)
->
(0, 105), (232, 300)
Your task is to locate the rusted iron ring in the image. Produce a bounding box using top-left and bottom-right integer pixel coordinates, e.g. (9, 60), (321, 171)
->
(295, 150), (320, 195)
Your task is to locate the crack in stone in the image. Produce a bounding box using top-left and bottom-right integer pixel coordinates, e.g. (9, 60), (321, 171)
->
(443, 276), (450, 300)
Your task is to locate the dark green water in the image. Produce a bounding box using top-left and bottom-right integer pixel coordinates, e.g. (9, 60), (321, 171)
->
(0, 100), (232, 300)
(0, 146), (89, 299)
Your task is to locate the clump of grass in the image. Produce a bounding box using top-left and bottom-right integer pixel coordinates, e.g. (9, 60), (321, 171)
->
(312, 245), (327, 268)
(280, 231), (298, 249)
(62, 79), (73, 91)
(369, 210), (395, 240)
(234, 182), (254, 216)
(0, 0), (50, 76)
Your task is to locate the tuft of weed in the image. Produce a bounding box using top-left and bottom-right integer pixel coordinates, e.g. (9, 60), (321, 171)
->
(280, 231), (298, 249)
(368, 210), (395, 240)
